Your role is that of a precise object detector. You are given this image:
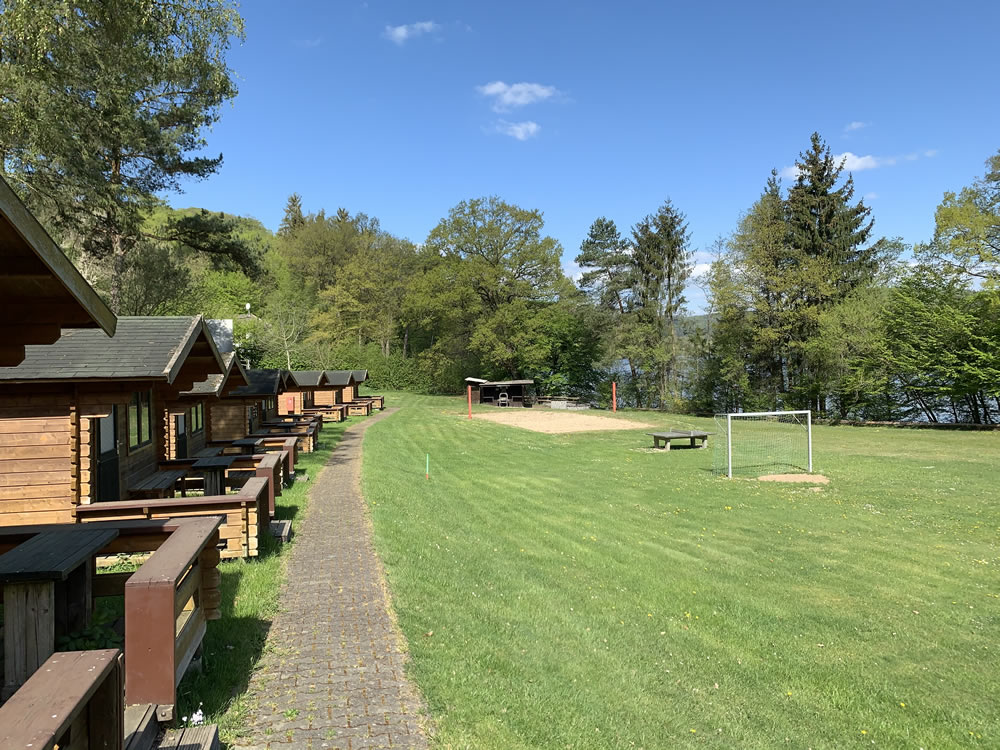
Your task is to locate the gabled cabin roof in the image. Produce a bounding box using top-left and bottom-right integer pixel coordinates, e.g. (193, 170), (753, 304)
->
(324, 370), (356, 387)
(352, 369), (368, 383)
(227, 368), (285, 398)
(289, 370), (328, 388)
(481, 379), (535, 387)
(181, 352), (249, 398)
(0, 176), (116, 365)
(0, 316), (224, 385)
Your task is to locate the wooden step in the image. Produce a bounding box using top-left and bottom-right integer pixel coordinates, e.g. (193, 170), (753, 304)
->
(156, 723), (220, 750)
(124, 703), (158, 750)
(270, 519), (291, 542)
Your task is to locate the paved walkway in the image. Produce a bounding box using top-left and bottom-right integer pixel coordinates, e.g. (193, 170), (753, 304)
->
(236, 408), (429, 749)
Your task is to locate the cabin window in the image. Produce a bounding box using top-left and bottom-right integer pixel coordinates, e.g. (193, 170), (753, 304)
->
(191, 403), (205, 433)
(128, 390), (153, 450)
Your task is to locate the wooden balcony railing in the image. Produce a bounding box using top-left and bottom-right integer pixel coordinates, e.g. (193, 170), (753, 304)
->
(76, 477), (269, 558)
(124, 515), (222, 721)
(0, 649), (124, 750)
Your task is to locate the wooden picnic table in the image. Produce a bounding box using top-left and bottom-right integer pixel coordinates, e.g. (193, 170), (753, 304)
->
(0, 527), (119, 697)
(647, 430), (712, 450)
(231, 437), (264, 455)
(192, 455), (239, 496)
(127, 468), (188, 499)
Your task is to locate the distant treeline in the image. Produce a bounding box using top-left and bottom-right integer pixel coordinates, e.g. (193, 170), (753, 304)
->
(0, 3), (995, 423)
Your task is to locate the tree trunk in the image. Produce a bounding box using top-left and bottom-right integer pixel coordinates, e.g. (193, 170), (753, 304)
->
(402, 326), (410, 358)
(110, 232), (126, 314)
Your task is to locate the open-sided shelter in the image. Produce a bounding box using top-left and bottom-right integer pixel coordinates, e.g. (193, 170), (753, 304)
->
(0, 316), (226, 524)
(467, 378), (535, 406)
(0, 176), (116, 365)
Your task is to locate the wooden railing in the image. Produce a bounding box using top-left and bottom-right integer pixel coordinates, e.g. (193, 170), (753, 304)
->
(77, 477), (269, 558)
(124, 515), (221, 721)
(0, 649), (124, 749)
(158, 452), (283, 516)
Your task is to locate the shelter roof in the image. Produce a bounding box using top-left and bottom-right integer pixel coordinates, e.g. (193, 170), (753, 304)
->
(482, 379), (534, 387)
(0, 316), (223, 384)
(0, 176), (116, 364)
(352, 369), (368, 382)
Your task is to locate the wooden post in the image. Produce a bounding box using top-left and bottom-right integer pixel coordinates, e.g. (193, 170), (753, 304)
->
(612, 381), (617, 412)
(467, 385), (472, 419)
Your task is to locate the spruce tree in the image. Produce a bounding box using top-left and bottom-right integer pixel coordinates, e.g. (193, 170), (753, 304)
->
(278, 194), (306, 236)
(786, 132), (876, 298)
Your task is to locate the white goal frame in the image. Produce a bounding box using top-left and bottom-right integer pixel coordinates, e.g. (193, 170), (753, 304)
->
(723, 410), (812, 479)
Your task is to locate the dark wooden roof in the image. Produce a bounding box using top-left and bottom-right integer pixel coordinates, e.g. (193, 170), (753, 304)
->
(289, 370), (328, 388)
(352, 369), (368, 383)
(180, 352), (249, 398)
(0, 316), (224, 385)
(324, 370), (356, 387)
(227, 368), (285, 398)
(0, 176), (116, 365)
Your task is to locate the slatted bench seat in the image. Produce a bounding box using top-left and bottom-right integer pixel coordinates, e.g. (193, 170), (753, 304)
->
(128, 469), (188, 499)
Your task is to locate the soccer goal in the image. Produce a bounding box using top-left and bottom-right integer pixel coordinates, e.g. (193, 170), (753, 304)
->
(712, 410), (813, 478)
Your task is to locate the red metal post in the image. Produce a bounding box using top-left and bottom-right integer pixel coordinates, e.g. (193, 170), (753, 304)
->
(467, 385), (472, 419)
(612, 381), (617, 412)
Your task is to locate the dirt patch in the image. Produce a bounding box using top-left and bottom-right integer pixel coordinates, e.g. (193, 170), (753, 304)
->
(758, 473), (830, 484)
(473, 409), (653, 434)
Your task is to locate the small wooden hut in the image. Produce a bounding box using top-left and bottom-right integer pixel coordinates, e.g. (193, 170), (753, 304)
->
(209, 368), (285, 442)
(278, 370), (330, 415)
(0, 316), (226, 524)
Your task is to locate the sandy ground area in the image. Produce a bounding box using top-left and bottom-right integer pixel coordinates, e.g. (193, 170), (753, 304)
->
(473, 409), (653, 434)
(758, 473), (830, 484)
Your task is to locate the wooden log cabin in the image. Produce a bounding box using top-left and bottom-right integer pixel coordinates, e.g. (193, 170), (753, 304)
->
(174, 351), (250, 453)
(0, 316), (226, 526)
(277, 370), (330, 415)
(315, 369), (355, 407)
(208, 368), (284, 442)
(0, 175), (117, 364)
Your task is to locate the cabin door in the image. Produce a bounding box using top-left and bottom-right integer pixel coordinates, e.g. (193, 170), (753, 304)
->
(175, 414), (188, 459)
(95, 406), (120, 502)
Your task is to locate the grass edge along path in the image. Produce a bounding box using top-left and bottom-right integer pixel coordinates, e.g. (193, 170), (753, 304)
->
(362, 393), (998, 749)
(172, 420), (350, 741)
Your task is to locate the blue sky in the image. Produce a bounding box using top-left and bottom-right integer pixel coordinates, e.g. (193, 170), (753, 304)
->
(174, 0), (1000, 311)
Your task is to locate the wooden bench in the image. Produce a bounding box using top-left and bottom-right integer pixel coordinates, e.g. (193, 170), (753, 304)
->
(0, 526), (119, 698)
(303, 405), (346, 423)
(128, 469), (188, 499)
(0, 649), (123, 750)
(647, 430), (711, 450)
(356, 395), (385, 410)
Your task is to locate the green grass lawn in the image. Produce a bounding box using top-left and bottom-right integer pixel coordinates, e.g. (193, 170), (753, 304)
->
(362, 394), (999, 749)
(173, 420), (349, 740)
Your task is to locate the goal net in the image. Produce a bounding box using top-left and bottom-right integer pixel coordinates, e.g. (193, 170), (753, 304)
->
(712, 410), (813, 478)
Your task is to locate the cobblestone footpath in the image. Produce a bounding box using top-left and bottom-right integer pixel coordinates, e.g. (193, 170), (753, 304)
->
(235, 407), (429, 749)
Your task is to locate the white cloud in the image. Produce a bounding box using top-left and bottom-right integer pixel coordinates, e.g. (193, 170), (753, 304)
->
(495, 120), (540, 141)
(476, 81), (558, 112)
(844, 121), (870, 133)
(779, 149), (937, 179)
(691, 263), (712, 278)
(384, 21), (438, 44)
